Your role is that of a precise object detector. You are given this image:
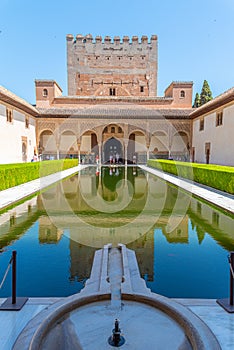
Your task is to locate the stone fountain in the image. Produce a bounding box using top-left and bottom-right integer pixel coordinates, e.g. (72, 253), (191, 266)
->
(13, 244), (221, 349)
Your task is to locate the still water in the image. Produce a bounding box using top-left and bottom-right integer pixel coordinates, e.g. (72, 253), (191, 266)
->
(0, 166), (233, 299)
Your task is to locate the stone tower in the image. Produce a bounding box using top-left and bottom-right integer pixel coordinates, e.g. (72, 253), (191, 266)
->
(66, 34), (158, 97)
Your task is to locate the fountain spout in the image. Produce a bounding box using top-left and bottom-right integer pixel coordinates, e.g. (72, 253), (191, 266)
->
(108, 318), (125, 347)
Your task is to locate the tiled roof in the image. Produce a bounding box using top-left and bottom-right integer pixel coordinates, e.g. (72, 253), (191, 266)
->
(0, 84), (194, 119)
(0, 86), (38, 116)
(53, 95), (173, 102)
(190, 87), (234, 118)
(37, 106), (193, 119)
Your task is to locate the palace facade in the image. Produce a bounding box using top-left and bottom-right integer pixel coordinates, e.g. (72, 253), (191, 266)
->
(0, 34), (233, 166)
(35, 34), (193, 164)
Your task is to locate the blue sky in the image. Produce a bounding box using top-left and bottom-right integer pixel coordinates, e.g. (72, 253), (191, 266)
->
(0, 0), (234, 104)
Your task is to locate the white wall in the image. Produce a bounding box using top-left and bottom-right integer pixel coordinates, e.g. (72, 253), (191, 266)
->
(171, 133), (188, 153)
(60, 134), (77, 152)
(150, 134), (168, 152)
(135, 135), (146, 152)
(40, 133), (56, 153)
(81, 135), (91, 152)
(192, 104), (234, 166)
(0, 103), (37, 163)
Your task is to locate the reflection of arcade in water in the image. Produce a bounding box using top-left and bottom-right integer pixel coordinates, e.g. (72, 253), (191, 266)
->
(1, 166), (234, 287)
(35, 167), (233, 248)
(36, 166), (233, 280)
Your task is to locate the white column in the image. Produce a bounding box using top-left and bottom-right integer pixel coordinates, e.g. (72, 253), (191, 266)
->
(124, 141), (128, 165)
(56, 145), (60, 160)
(77, 143), (81, 164)
(99, 144), (102, 165)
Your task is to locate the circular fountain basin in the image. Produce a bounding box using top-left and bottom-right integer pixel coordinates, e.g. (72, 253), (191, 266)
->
(13, 292), (221, 350)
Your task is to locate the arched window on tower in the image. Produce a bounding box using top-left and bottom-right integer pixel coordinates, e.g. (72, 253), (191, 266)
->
(180, 90), (185, 98)
(43, 89), (48, 97)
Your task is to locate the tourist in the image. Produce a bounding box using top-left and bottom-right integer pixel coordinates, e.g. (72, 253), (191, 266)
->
(110, 153), (113, 164)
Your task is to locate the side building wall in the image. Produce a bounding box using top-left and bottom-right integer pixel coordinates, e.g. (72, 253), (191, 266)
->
(192, 103), (234, 166)
(0, 102), (37, 163)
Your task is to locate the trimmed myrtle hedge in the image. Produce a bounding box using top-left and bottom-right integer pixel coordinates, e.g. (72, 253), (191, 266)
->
(147, 159), (234, 195)
(0, 159), (78, 191)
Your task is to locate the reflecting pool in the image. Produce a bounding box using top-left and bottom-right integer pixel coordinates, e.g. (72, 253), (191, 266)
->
(0, 166), (233, 298)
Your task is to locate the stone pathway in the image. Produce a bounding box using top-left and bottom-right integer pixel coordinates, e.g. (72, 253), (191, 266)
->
(0, 165), (87, 210)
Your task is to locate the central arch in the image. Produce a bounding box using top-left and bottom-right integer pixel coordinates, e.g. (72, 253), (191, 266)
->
(103, 137), (123, 164)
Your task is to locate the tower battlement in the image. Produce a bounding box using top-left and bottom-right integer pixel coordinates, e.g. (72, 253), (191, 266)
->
(66, 34), (157, 45)
(66, 33), (158, 97)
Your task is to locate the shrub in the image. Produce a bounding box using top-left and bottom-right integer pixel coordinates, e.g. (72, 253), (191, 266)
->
(0, 159), (78, 191)
(147, 159), (234, 195)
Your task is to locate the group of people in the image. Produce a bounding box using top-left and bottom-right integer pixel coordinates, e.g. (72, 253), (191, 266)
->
(82, 152), (138, 165)
(109, 152), (120, 164)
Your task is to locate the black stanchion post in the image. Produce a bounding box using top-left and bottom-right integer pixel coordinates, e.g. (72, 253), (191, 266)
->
(12, 250), (16, 305)
(229, 252), (234, 306)
(217, 251), (234, 313)
(0, 250), (28, 311)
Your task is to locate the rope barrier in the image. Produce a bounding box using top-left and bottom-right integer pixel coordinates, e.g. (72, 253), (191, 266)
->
(0, 250), (28, 310)
(0, 256), (13, 289)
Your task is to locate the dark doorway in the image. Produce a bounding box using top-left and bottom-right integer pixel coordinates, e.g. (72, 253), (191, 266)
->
(127, 133), (135, 163)
(103, 137), (123, 164)
(205, 142), (210, 164)
(91, 133), (98, 155)
(192, 147), (195, 163)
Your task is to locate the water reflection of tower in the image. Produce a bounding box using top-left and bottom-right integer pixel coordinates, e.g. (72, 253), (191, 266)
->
(161, 216), (189, 243)
(69, 241), (96, 282)
(38, 216), (63, 243)
(127, 228), (154, 281)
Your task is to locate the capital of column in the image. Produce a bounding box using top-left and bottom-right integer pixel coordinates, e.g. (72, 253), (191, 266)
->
(123, 139), (129, 147)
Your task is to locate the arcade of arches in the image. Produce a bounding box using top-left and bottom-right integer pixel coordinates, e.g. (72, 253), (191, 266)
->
(38, 123), (190, 164)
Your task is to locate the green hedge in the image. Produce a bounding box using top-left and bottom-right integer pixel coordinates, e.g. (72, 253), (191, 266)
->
(0, 159), (78, 191)
(147, 159), (234, 195)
